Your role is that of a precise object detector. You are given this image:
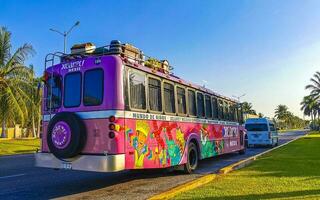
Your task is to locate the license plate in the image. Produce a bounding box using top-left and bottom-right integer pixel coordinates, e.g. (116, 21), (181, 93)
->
(61, 162), (72, 170)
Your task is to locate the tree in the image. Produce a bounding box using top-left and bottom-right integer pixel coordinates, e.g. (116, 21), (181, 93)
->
(274, 104), (289, 120)
(306, 71), (320, 101)
(0, 27), (35, 137)
(24, 65), (42, 138)
(301, 95), (314, 118)
(305, 72), (320, 129)
(241, 102), (257, 115)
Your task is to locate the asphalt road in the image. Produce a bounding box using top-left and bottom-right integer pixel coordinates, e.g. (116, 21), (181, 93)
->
(0, 130), (307, 200)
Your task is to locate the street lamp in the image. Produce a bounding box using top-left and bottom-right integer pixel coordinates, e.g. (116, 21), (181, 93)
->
(49, 21), (80, 53)
(232, 93), (246, 102)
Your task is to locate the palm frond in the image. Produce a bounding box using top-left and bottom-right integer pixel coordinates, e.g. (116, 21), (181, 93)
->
(0, 27), (12, 66)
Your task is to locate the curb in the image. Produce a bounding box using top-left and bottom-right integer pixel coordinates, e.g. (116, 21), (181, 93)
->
(148, 132), (307, 200)
(148, 174), (217, 200)
(0, 137), (38, 141)
(218, 133), (304, 174)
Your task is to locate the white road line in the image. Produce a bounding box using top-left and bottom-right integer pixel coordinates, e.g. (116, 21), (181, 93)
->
(0, 173), (25, 179)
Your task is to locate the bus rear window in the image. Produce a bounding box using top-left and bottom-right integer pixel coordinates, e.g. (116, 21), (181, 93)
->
(64, 72), (81, 107)
(46, 76), (62, 110)
(245, 124), (268, 131)
(84, 69), (104, 106)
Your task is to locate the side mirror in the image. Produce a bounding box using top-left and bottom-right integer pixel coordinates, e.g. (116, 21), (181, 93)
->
(276, 128), (280, 131)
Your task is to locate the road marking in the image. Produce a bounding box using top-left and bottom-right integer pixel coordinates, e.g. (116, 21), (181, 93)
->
(0, 173), (25, 179)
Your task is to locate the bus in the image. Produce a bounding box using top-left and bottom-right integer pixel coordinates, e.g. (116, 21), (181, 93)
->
(35, 40), (246, 174)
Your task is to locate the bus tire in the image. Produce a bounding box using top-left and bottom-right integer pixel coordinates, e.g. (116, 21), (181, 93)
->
(184, 142), (198, 174)
(47, 112), (86, 159)
(239, 145), (246, 155)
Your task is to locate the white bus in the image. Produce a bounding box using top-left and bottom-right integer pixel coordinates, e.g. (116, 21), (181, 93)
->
(245, 118), (278, 147)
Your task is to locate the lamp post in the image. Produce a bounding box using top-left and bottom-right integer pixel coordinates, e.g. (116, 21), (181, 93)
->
(232, 93), (246, 102)
(49, 21), (80, 53)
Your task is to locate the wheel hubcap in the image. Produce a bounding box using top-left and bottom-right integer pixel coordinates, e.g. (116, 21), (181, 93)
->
(51, 121), (71, 149)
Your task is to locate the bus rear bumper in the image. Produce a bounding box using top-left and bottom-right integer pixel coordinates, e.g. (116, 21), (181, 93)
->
(35, 152), (125, 172)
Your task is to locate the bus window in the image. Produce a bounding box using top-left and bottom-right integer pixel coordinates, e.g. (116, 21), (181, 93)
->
(217, 99), (224, 119)
(177, 86), (186, 115)
(148, 77), (162, 112)
(84, 69), (104, 106)
(163, 82), (175, 114)
(188, 89), (197, 116)
(238, 104), (244, 124)
(227, 102), (233, 120)
(232, 104), (238, 122)
(129, 70), (146, 110)
(46, 75), (62, 110)
(205, 95), (212, 119)
(269, 124), (276, 131)
(197, 92), (205, 118)
(223, 101), (228, 120)
(212, 97), (218, 119)
(64, 72), (81, 108)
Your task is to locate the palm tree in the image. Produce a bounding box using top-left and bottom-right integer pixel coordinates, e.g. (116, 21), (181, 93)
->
(258, 113), (264, 118)
(241, 102), (257, 115)
(301, 95), (319, 130)
(274, 104), (290, 129)
(301, 95), (314, 118)
(0, 27), (35, 137)
(274, 105), (289, 120)
(306, 71), (320, 101)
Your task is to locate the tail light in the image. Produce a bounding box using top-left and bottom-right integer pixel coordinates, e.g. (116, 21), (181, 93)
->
(109, 116), (116, 122)
(109, 132), (115, 139)
(109, 124), (115, 130)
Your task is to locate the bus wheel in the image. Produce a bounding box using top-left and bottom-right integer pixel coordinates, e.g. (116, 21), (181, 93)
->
(184, 142), (198, 174)
(239, 145), (246, 155)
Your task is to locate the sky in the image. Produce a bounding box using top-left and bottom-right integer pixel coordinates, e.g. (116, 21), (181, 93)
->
(1, 0), (320, 118)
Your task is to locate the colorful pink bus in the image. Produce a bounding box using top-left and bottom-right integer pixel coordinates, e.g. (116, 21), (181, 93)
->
(35, 40), (246, 173)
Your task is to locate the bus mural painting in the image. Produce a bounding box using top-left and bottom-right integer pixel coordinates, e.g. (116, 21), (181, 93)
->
(35, 40), (246, 174)
(200, 124), (214, 159)
(132, 120), (150, 168)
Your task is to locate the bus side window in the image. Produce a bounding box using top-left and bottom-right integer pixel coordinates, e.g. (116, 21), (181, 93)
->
(148, 77), (162, 112)
(188, 89), (197, 116)
(233, 104), (238, 122)
(197, 92), (205, 118)
(205, 95), (212, 119)
(228, 102), (233, 121)
(212, 97), (218, 119)
(217, 99), (224, 120)
(46, 75), (62, 110)
(238, 104), (244, 124)
(176, 86), (187, 115)
(225, 102), (230, 120)
(163, 82), (175, 114)
(269, 124), (276, 131)
(128, 70), (146, 110)
(222, 101), (228, 120)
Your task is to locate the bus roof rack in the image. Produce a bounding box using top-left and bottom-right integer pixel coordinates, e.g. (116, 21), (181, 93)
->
(44, 40), (174, 74)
